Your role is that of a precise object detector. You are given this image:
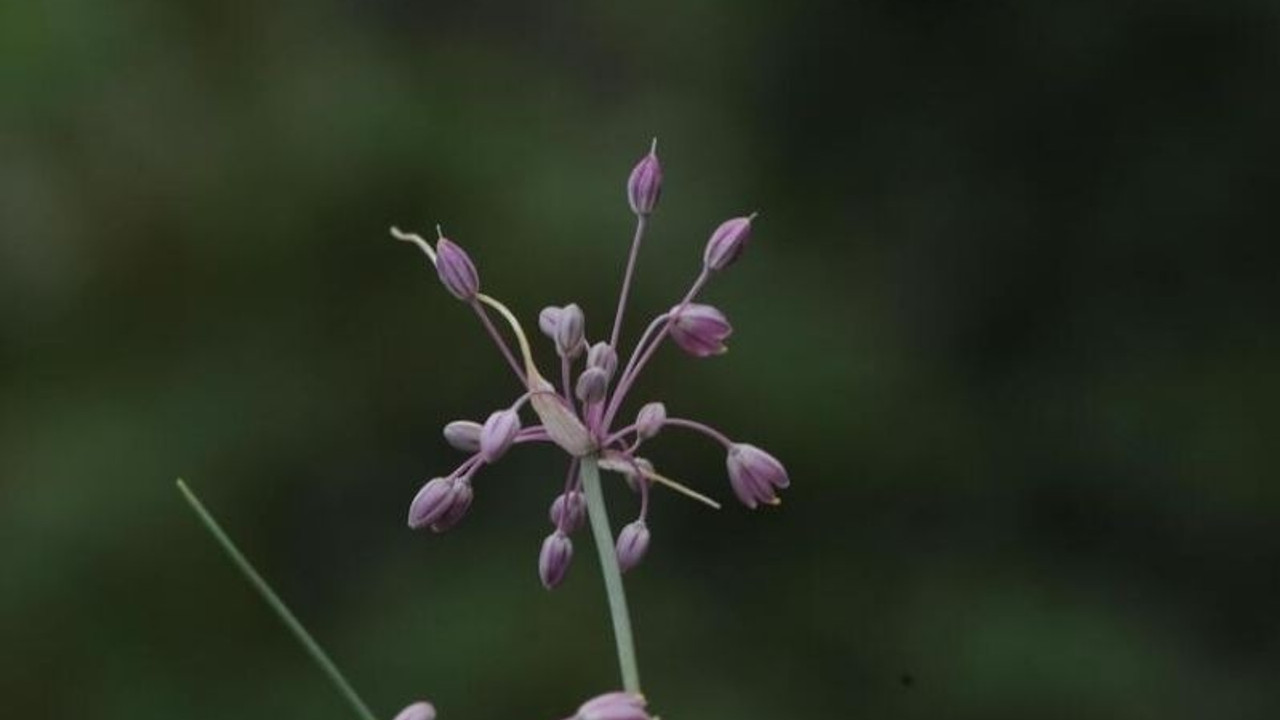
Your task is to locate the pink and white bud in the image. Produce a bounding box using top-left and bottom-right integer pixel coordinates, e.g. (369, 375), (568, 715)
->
(549, 490), (587, 533)
(626, 140), (662, 216)
(575, 691), (650, 720)
(726, 443), (790, 509)
(615, 521), (651, 573)
(442, 420), (483, 452)
(703, 214), (754, 271)
(555, 303), (586, 358)
(586, 341), (618, 380)
(434, 237), (479, 300)
(430, 478), (473, 532)
(408, 477), (459, 529)
(479, 409), (521, 462)
(539, 531), (574, 589)
(393, 701), (437, 720)
(634, 402), (666, 439)
(576, 367), (609, 405)
(539, 305), (563, 339)
(668, 303), (733, 357)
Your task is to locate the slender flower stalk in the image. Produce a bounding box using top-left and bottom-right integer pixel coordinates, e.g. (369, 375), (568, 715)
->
(579, 456), (641, 693)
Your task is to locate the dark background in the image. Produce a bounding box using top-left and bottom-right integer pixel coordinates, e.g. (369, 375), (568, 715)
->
(3, 1), (1278, 718)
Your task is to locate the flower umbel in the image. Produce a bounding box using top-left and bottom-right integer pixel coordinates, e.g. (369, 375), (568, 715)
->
(391, 139), (790, 701)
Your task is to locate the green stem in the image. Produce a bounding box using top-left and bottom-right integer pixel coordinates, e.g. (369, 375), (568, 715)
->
(578, 457), (642, 693)
(176, 480), (378, 720)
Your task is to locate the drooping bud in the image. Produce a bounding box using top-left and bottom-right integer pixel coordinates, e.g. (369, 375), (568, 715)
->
(478, 409), (521, 462)
(615, 521), (651, 573)
(725, 443), (790, 509)
(668, 303), (733, 357)
(549, 490), (587, 533)
(408, 477), (458, 529)
(635, 402), (667, 439)
(626, 140), (662, 216)
(442, 420), (483, 452)
(430, 478), (473, 532)
(576, 367), (609, 404)
(554, 303), (586, 358)
(586, 341), (618, 380)
(575, 691), (650, 720)
(539, 531), (573, 589)
(434, 237), (479, 300)
(393, 701), (438, 720)
(703, 215), (754, 271)
(538, 305), (563, 339)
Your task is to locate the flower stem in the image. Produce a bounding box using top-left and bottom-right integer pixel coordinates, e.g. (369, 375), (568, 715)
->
(578, 457), (642, 693)
(176, 480), (378, 720)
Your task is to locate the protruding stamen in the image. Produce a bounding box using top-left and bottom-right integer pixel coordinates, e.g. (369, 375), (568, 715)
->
(390, 226), (437, 264)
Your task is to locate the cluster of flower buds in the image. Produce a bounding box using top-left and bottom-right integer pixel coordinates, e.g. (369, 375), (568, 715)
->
(392, 138), (789, 588)
(393, 691), (650, 720)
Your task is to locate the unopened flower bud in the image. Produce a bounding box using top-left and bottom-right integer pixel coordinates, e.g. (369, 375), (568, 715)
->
(575, 692), (650, 720)
(539, 531), (573, 589)
(393, 701), (437, 720)
(408, 477), (459, 529)
(726, 443), (790, 509)
(635, 402), (666, 439)
(703, 215), (753, 271)
(479, 409), (521, 462)
(626, 140), (662, 216)
(538, 305), (563, 339)
(587, 341), (618, 380)
(668, 303), (733, 357)
(615, 521), (651, 573)
(555, 303), (586, 358)
(549, 490), (587, 533)
(434, 237), (479, 300)
(430, 478), (473, 532)
(576, 367), (609, 404)
(442, 420), (483, 452)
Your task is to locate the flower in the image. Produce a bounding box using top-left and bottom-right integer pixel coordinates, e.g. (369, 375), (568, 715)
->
(615, 521), (650, 573)
(571, 691), (650, 720)
(626, 140), (662, 216)
(539, 531), (574, 589)
(703, 214), (754, 271)
(726, 443), (790, 509)
(393, 701), (437, 720)
(668, 303), (733, 357)
(393, 139), (787, 583)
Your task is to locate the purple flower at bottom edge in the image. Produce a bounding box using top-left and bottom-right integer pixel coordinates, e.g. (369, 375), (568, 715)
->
(573, 691), (649, 720)
(394, 701), (437, 720)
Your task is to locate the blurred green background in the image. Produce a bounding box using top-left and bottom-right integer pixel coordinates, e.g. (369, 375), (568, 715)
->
(3, 1), (1278, 718)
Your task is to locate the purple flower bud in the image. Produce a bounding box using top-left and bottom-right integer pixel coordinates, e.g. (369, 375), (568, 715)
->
(615, 521), (650, 573)
(576, 367), (609, 404)
(555, 303), (586, 358)
(635, 402), (666, 439)
(668, 303), (733, 357)
(539, 305), (563, 339)
(393, 701), (437, 720)
(442, 420), (482, 452)
(430, 478), (473, 532)
(479, 409), (521, 462)
(539, 531), (573, 589)
(549, 490), (587, 533)
(434, 237), (479, 300)
(626, 140), (662, 216)
(726, 443), (790, 509)
(408, 477), (458, 529)
(576, 691), (650, 720)
(703, 214), (754, 271)
(587, 341), (618, 380)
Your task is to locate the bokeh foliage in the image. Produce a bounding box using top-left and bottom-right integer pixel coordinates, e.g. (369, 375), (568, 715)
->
(2, 1), (1278, 718)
